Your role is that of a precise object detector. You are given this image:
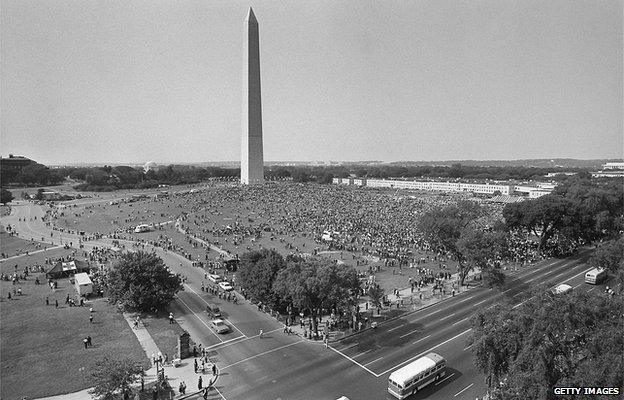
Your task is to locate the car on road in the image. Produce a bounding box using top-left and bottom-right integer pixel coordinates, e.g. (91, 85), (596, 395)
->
(210, 319), (230, 334)
(552, 283), (573, 295)
(219, 281), (234, 291)
(206, 303), (221, 318)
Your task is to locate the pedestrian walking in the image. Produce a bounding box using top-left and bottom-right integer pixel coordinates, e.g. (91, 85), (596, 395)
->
(55, 299), (58, 308)
(90, 315), (93, 323)
(198, 375), (203, 390)
(83, 338), (88, 349)
(87, 335), (92, 347)
(212, 364), (217, 375)
(169, 312), (174, 324)
(259, 329), (263, 338)
(46, 297), (49, 305)
(194, 358), (198, 373)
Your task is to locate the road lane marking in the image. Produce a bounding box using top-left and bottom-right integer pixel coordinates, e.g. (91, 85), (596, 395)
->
(204, 327), (281, 351)
(454, 383), (474, 397)
(400, 329), (420, 338)
(203, 336), (247, 351)
(387, 324), (404, 332)
(329, 345), (378, 377)
(463, 344), (472, 351)
(341, 342), (359, 351)
(377, 328), (472, 377)
(363, 356), (384, 366)
(220, 340), (304, 370)
(412, 334), (431, 344)
(456, 295), (475, 303)
(588, 288), (594, 292)
(474, 298), (489, 306)
(213, 386), (228, 400)
(176, 296), (224, 341)
(352, 349), (372, 358)
(435, 372), (455, 386)
(452, 316), (471, 326)
(438, 313), (456, 321)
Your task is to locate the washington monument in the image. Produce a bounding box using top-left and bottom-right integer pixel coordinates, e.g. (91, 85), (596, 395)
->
(241, 7), (264, 185)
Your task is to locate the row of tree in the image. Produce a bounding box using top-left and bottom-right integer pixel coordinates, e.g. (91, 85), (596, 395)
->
(3, 161), (595, 192)
(503, 176), (623, 255)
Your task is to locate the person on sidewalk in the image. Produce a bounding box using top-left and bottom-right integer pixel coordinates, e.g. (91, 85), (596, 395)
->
(198, 375), (203, 390)
(179, 381), (186, 394)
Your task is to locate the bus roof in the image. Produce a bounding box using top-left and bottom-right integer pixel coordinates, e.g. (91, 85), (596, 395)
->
(389, 353), (444, 384)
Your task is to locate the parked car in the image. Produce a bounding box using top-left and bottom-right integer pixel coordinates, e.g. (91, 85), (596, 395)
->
(219, 281), (234, 292)
(210, 319), (230, 334)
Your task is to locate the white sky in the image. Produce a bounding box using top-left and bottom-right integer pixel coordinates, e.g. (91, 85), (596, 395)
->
(1, 0), (622, 165)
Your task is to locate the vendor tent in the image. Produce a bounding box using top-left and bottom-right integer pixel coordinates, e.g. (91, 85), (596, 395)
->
(46, 259), (90, 279)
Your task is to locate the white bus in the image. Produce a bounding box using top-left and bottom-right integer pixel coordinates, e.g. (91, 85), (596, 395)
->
(585, 268), (607, 284)
(388, 352), (446, 399)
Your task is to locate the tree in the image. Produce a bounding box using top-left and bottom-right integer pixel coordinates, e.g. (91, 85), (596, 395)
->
(470, 290), (623, 400)
(89, 356), (144, 400)
(367, 285), (384, 308)
(418, 201), (483, 285)
(34, 188), (45, 201)
(238, 249), (286, 308)
(0, 189), (14, 205)
(589, 238), (624, 293)
(106, 251), (183, 312)
(273, 258), (360, 335)
(457, 230), (508, 288)
(503, 195), (578, 253)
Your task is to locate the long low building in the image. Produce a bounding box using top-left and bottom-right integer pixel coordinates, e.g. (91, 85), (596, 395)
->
(333, 177), (552, 198)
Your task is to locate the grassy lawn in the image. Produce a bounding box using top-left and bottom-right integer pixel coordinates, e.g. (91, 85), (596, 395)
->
(0, 249), (149, 400)
(141, 313), (189, 361)
(0, 228), (49, 258)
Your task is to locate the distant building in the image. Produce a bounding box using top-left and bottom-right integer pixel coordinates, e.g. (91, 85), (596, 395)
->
(333, 177), (556, 198)
(592, 162), (624, 178)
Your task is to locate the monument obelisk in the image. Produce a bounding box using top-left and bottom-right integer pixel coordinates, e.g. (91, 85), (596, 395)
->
(241, 7), (264, 185)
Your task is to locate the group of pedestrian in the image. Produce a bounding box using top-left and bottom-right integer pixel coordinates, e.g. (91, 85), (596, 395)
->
(82, 335), (93, 349)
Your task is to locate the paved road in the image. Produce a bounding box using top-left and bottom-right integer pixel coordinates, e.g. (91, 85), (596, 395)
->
(3, 201), (607, 400)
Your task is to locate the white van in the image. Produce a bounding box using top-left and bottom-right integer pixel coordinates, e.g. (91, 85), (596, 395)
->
(207, 274), (221, 284)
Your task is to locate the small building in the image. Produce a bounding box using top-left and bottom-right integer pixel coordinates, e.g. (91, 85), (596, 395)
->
(74, 272), (93, 296)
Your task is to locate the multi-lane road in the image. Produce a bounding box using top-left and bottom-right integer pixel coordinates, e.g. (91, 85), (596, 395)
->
(3, 201), (612, 400)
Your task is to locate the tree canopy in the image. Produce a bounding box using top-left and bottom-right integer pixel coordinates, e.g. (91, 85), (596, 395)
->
(503, 177), (623, 256)
(273, 257), (360, 334)
(105, 251), (183, 312)
(238, 249), (286, 308)
(0, 189), (14, 205)
(418, 201), (483, 284)
(89, 356), (144, 400)
(470, 290), (623, 400)
(457, 229), (508, 288)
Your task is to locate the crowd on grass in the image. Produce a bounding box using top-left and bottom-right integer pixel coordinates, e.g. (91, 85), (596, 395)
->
(39, 182), (546, 276)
